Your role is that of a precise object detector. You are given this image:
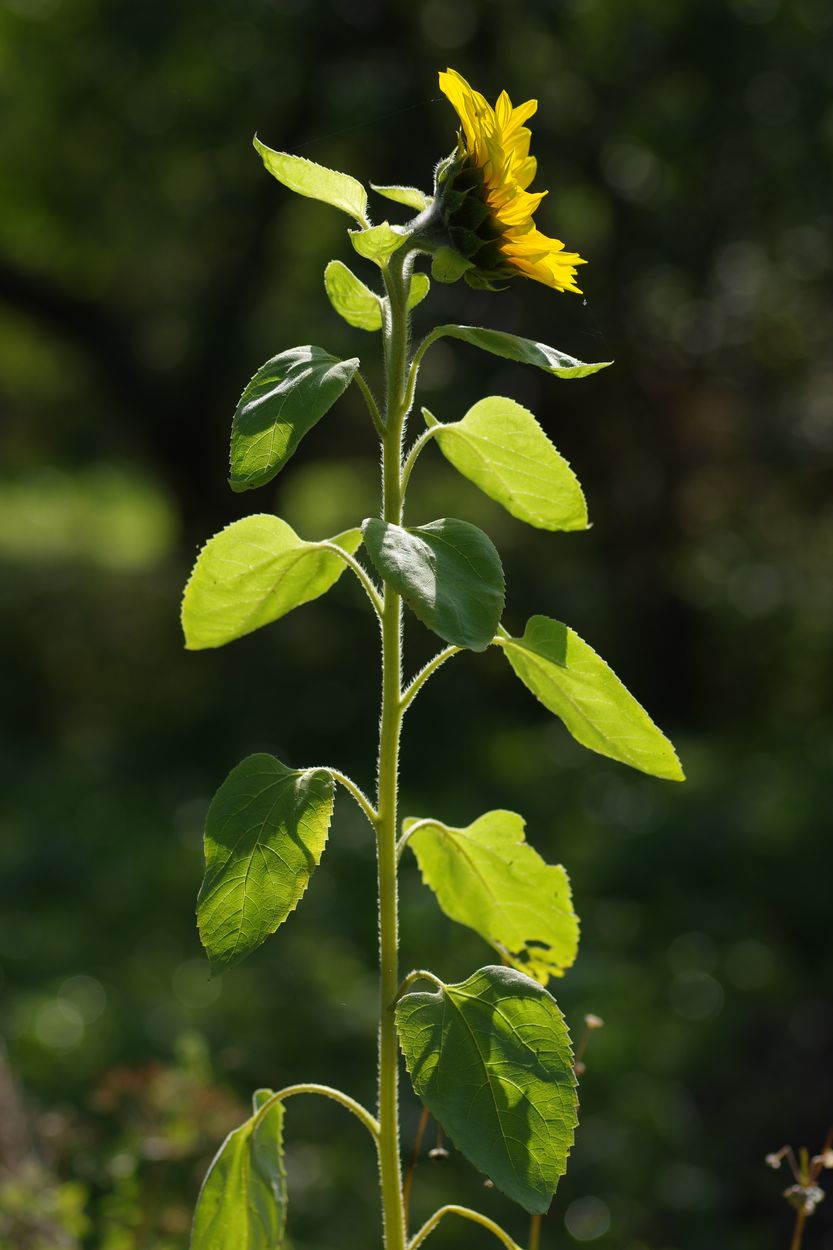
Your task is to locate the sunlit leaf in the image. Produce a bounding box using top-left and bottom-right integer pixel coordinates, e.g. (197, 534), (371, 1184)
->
(431, 247), (474, 284)
(500, 615), (685, 780)
(229, 346), (359, 492)
(191, 1087), (287, 1249)
(404, 809), (579, 982)
(324, 260), (382, 332)
(371, 183), (432, 211)
(434, 324), (612, 378)
(253, 136), (367, 224)
(408, 272), (431, 310)
(349, 222), (406, 263)
(397, 965), (578, 1214)
(182, 515), (362, 650)
(362, 517), (504, 651)
(423, 396), (588, 532)
(197, 755), (334, 972)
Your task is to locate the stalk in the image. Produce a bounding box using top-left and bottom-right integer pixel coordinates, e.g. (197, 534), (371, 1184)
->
(375, 248), (413, 1250)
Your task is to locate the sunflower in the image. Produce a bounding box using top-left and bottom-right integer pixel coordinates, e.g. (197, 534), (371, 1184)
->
(436, 67), (585, 294)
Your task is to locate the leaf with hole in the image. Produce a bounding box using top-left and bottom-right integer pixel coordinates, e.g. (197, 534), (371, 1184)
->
(197, 754), (334, 973)
(396, 965), (578, 1214)
(182, 515), (362, 650)
(423, 397), (588, 532)
(500, 615), (684, 780)
(404, 809), (579, 983)
(229, 346), (359, 492)
(362, 517), (504, 651)
(434, 324), (612, 378)
(191, 1087), (287, 1250)
(254, 136), (367, 224)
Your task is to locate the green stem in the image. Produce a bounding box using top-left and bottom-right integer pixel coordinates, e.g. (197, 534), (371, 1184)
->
(375, 248), (414, 1250)
(400, 645), (462, 715)
(329, 769), (378, 828)
(400, 424), (441, 496)
(409, 1205), (522, 1250)
(319, 542), (384, 620)
(254, 1082), (380, 1144)
(355, 370), (386, 438)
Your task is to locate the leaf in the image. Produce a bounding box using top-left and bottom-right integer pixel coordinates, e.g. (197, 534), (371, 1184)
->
(371, 183), (432, 212)
(408, 272), (431, 311)
(324, 260), (382, 332)
(253, 136), (367, 224)
(434, 325), (612, 378)
(197, 754), (335, 973)
(500, 616), (685, 781)
(349, 222), (406, 263)
(423, 397), (588, 532)
(404, 810), (579, 983)
(182, 515), (362, 651)
(396, 965), (578, 1214)
(431, 247), (474, 284)
(362, 517), (504, 651)
(229, 346), (359, 492)
(191, 1087), (287, 1250)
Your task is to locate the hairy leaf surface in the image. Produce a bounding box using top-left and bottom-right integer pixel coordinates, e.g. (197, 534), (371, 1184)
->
(254, 137), (367, 223)
(500, 616), (684, 780)
(424, 397), (587, 532)
(404, 810), (578, 982)
(396, 966), (578, 1213)
(349, 222), (406, 263)
(371, 183), (432, 211)
(197, 755), (334, 973)
(230, 346), (359, 492)
(363, 517), (504, 651)
(191, 1088), (287, 1249)
(182, 515), (362, 650)
(435, 324), (611, 378)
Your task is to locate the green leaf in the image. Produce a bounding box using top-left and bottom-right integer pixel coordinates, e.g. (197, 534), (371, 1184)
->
(500, 616), (685, 781)
(435, 325), (612, 378)
(396, 966), (578, 1214)
(349, 222), (406, 263)
(423, 397), (588, 532)
(229, 346), (359, 492)
(362, 517), (504, 651)
(404, 810), (578, 983)
(182, 515), (362, 651)
(197, 754), (334, 973)
(431, 247), (474, 284)
(324, 260), (382, 332)
(371, 183), (432, 212)
(191, 1087), (287, 1250)
(253, 136), (367, 225)
(408, 272), (431, 311)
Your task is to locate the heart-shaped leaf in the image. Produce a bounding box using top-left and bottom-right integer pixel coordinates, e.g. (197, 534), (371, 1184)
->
(230, 346), (359, 492)
(362, 517), (504, 651)
(396, 965), (578, 1214)
(404, 809), (578, 983)
(191, 1088), (287, 1249)
(182, 515), (362, 650)
(424, 396), (588, 532)
(500, 615), (685, 780)
(433, 324), (611, 379)
(197, 754), (334, 973)
(254, 136), (367, 224)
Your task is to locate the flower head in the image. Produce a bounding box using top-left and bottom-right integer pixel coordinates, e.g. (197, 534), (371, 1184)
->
(435, 68), (585, 294)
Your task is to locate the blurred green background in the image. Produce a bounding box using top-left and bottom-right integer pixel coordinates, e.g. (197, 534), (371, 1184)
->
(1, 0), (831, 1247)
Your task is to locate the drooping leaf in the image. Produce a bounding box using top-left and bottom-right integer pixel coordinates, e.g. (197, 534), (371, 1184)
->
(423, 397), (588, 532)
(253, 136), (367, 224)
(229, 346), (359, 492)
(408, 272), (431, 311)
(431, 247), (474, 284)
(434, 325), (612, 378)
(362, 517), (504, 651)
(500, 615), (685, 780)
(191, 1087), (287, 1250)
(197, 755), (334, 973)
(182, 515), (362, 650)
(371, 183), (432, 212)
(349, 222), (406, 263)
(324, 260), (382, 332)
(396, 965), (578, 1214)
(404, 810), (578, 983)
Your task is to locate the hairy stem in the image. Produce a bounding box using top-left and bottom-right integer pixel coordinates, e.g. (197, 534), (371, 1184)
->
(409, 1205), (522, 1250)
(254, 1082), (379, 1143)
(376, 248), (414, 1250)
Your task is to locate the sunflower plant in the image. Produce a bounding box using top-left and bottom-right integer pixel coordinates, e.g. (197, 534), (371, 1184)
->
(182, 68), (684, 1250)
